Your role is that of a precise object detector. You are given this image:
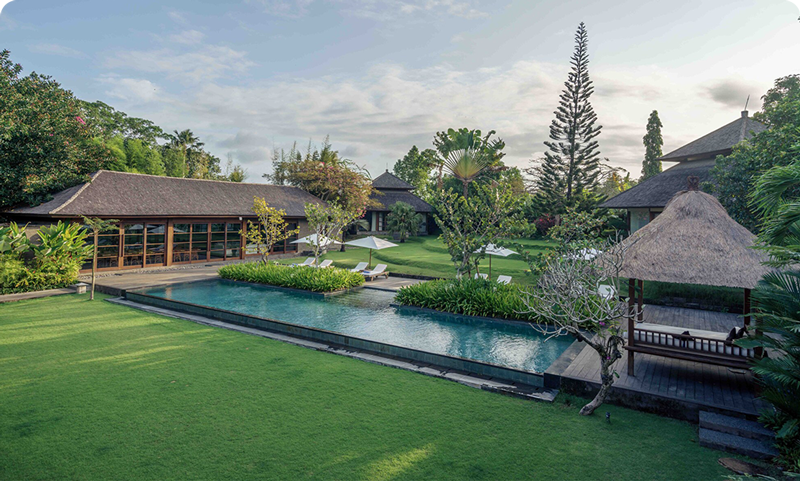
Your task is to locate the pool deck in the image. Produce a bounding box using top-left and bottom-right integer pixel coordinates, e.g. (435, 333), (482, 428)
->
(556, 305), (764, 421)
(85, 262), (424, 296)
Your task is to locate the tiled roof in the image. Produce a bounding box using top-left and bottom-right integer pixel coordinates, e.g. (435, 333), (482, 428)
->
(659, 111), (767, 162)
(600, 159), (716, 209)
(368, 190), (432, 213)
(372, 171), (415, 190)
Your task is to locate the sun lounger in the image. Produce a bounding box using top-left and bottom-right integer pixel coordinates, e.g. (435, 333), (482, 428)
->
(291, 258), (316, 267)
(597, 284), (616, 299)
(350, 262), (368, 273)
(314, 259), (333, 269)
(474, 273), (488, 280)
(362, 264), (388, 280)
(497, 275), (512, 285)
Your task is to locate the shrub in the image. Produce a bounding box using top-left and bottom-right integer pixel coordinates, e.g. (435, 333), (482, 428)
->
(386, 201), (422, 242)
(394, 278), (540, 321)
(219, 262), (364, 293)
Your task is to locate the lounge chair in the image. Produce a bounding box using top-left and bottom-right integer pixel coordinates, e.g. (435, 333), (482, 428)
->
(497, 275), (512, 285)
(597, 284), (616, 299)
(291, 258), (316, 267)
(362, 264), (388, 280)
(314, 259), (333, 269)
(350, 262), (368, 273)
(474, 273), (488, 280)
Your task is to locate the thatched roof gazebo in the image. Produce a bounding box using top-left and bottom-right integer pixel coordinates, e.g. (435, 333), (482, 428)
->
(610, 177), (773, 373)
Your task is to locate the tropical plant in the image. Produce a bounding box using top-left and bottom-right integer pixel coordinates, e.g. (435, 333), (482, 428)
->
(218, 262), (364, 292)
(81, 216), (119, 300)
(242, 198), (298, 264)
(32, 222), (93, 280)
(520, 237), (640, 416)
(432, 183), (524, 278)
(750, 159), (800, 267)
(386, 202), (422, 243)
(395, 278), (537, 321)
(641, 110), (663, 180)
(529, 22), (603, 215)
(736, 271), (800, 467)
(433, 128), (505, 193)
(0, 222), (31, 260)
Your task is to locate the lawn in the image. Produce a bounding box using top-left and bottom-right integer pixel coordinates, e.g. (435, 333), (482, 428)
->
(277, 236), (551, 285)
(0, 294), (729, 480)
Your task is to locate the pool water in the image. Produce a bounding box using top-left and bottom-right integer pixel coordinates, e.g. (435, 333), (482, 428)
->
(139, 279), (573, 373)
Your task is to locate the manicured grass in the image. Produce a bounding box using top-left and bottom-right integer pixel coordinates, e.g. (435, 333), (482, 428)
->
(277, 236), (551, 285)
(0, 294), (728, 480)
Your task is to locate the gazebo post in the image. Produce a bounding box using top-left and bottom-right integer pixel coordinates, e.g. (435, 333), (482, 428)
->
(637, 279), (644, 322)
(743, 288), (751, 327)
(628, 278), (636, 376)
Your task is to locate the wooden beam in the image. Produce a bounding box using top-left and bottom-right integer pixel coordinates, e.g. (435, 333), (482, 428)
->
(628, 278), (636, 376)
(637, 279), (644, 322)
(743, 288), (751, 327)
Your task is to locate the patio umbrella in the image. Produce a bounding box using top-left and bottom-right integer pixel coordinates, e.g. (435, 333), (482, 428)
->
(343, 236), (398, 268)
(291, 234), (342, 248)
(474, 243), (518, 278)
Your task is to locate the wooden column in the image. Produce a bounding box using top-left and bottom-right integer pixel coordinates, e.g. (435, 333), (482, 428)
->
(165, 220), (174, 267)
(743, 288), (751, 327)
(637, 279), (644, 322)
(628, 278), (636, 376)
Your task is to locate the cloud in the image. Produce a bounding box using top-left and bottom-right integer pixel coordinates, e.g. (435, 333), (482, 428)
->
(169, 29), (205, 45)
(99, 76), (161, 103)
(104, 45), (255, 83)
(706, 79), (761, 110)
(167, 10), (189, 25)
(254, 0), (489, 19)
(29, 43), (87, 58)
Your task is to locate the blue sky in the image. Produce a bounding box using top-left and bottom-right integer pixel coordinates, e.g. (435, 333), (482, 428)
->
(1, 0), (799, 181)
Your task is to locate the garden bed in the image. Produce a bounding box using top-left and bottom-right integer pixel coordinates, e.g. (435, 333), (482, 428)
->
(218, 261), (364, 293)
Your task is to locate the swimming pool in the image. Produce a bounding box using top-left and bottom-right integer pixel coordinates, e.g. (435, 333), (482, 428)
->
(129, 279), (573, 383)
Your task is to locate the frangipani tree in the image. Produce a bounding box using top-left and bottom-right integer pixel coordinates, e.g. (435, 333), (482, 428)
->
(304, 202), (362, 266)
(520, 236), (640, 416)
(243, 197), (298, 264)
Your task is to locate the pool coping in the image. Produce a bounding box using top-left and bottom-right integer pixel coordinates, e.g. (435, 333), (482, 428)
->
(124, 282), (573, 387)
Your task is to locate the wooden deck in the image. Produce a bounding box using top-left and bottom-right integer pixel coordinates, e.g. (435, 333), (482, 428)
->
(557, 305), (763, 421)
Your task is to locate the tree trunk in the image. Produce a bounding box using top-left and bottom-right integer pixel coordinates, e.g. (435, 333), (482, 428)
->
(463, 180), (469, 198)
(580, 358), (615, 416)
(90, 232), (97, 300)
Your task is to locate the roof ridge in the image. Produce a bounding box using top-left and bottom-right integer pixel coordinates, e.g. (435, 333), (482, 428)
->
(91, 169), (304, 189)
(50, 171), (101, 215)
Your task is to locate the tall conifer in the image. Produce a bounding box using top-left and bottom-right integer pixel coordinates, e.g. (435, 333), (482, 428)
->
(532, 22), (602, 214)
(641, 110), (663, 180)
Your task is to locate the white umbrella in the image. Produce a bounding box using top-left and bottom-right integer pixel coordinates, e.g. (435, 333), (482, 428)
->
(343, 236), (398, 268)
(474, 243), (518, 278)
(291, 234), (342, 248)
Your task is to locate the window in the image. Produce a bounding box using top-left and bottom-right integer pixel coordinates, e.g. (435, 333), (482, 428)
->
(81, 223), (120, 270)
(145, 224), (165, 266)
(173, 221), (243, 263)
(122, 224), (144, 267)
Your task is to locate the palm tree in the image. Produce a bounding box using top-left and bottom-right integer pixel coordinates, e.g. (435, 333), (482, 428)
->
(169, 129), (205, 178)
(443, 146), (492, 197)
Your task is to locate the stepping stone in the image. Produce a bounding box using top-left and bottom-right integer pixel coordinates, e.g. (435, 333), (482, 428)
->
(700, 411), (774, 442)
(699, 428), (779, 460)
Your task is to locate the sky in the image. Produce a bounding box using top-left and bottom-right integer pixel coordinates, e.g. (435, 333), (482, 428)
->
(1, 0), (799, 182)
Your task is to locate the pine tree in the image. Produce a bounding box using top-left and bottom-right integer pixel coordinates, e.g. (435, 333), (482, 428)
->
(641, 110), (663, 180)
(531, 22), (602, 214)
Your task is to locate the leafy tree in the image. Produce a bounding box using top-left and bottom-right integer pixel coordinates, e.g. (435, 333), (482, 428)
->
(304, 202), (361, 266)
(242, 198), (297, 264)
(80, 100), (166, 146)
(710, 74), (800, 232)
(0, 50), (111, 209)
(386, 202), (422, 242)
(432, 184), (524, 278)
(81, 216), (119, 300)
(162, 147), (187, 177)
(530, 22), (602, 215)
(641, 110), (663, 180)
(393, 146), (438, 190)
(265, 137), (376, 213)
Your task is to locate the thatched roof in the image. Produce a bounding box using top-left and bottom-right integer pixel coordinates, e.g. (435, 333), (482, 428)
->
(612, 182), (773, 289)
(368, 190), (432, 213)
(4, 170), (324, 218)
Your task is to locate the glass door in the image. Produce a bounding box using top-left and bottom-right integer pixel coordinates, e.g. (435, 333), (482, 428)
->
(122, 224), (144, 268)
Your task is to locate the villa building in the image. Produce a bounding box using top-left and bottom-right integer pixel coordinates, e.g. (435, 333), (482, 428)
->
(601, 111), (767, 232)
(2, 170), (325, 272)
(363, 171), (433, 235)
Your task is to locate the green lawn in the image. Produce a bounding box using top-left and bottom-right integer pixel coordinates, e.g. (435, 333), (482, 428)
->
(0, 294), (729, 480)
(278, 236), (551, 285)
